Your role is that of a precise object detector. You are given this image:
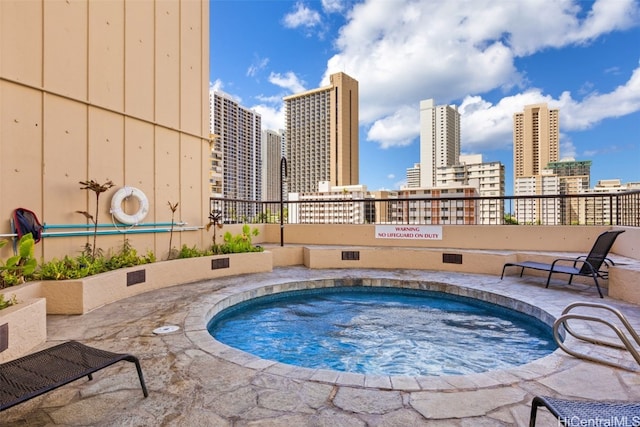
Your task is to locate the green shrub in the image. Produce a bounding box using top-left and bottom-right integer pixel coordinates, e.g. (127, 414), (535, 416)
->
(104, 240), (155, 270)
(213, 224), (263, 254)
(0, 234), (38, 288)
(177, 245), (213, 259)
(0, 293), (18, 310)
(37, 240), (155, 280)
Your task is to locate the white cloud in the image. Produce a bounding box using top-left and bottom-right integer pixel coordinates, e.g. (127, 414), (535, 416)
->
(255, 94), (283, 104)
(557, 67), (640, 129)
(253, 103), (286, 133)
(366, 106), (418, 149)
(268, 71), (307, 94)
(322, 0), (344, 13)
(560, 134), (577, 160)
(210, 80), (243, 104)
(247, 56), (269, 77)
(210, 79), (224, 92)
(319, 0), (640, 150)
(283, 2), (322, 29)
(456, 65), (640, 154)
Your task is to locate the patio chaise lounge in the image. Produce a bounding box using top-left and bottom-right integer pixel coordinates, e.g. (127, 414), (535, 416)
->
(500, 230), (625, 298)
(529, 395), (640, 426)
(0, 340), (148, 412)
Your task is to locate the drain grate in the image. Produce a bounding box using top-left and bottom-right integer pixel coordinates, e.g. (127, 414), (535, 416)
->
(153, 325), (180, 335)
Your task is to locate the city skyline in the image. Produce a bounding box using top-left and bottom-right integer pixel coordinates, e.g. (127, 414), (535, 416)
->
(210, 0), (640, 194)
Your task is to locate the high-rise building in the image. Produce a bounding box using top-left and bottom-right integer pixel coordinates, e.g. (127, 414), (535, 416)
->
(419, 99), (460, 188)
(513, 103), (559, 181)
(436, 154), (505, 224)
(211, 91), (262, 221)
(547, 159), (591, 224)
(262, 129), (283, 202)
(547, 159), (591, 194)
(513, 103), (560, 224)
(405, 163), (421, 188)
(209, 133), (223, 198)
(284, 72), (359, 193)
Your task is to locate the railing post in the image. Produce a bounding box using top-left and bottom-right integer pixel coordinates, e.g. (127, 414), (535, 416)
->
(280, 156), (288, 247)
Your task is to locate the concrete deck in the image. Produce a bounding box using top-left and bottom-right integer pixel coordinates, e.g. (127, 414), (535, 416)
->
(3, 266), (640, 426)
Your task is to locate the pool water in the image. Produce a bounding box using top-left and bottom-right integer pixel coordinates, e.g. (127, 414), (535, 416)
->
(208, 287), (557, 376)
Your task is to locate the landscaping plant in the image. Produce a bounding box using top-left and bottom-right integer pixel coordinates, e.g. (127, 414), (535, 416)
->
(167, 201), (179, 259)
(0, 293), (17, 310)
(215, 224), (263, 254)
(0, 233), (38, 288)
(77, 179), (115, 259)
(206, 209), (224, 248)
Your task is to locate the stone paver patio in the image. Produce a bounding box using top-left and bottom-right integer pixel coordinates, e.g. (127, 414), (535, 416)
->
(3, 267), (640, 426)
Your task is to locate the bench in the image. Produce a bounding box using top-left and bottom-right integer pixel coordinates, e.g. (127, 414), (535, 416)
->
(0, 340), (148, 411)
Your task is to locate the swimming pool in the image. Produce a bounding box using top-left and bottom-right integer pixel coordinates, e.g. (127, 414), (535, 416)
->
(208, 284), (557, 376)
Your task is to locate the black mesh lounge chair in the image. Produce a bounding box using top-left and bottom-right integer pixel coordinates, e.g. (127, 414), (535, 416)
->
(0, 340), (148, 412)
(529, 396), (640, 426)
(500, 230), (625, 298)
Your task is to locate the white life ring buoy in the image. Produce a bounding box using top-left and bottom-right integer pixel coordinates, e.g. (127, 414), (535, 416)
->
(110, 186), (149, 225)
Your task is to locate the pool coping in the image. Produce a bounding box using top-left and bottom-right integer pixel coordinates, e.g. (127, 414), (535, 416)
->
(183, 268), (600, 392)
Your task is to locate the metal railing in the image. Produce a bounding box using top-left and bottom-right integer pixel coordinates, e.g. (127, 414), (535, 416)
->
(210, 190), (640, 227)
(553, 302), (640, 371)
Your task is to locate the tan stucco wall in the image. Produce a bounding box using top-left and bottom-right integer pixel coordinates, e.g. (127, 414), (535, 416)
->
(261, 224), (633, 255)
(0, 0), (211, 262)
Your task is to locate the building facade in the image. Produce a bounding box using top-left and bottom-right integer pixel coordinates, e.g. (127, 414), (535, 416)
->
(436, 154), (505, 224)
(514, 172), (561, 224)
(547, 159), (592, 225)
(405, 163), (421, 188)
(288, 183), (371, 224)
(419, 99), (460, 188)
(0, 0), (211, 261)
(394, 187), (479, 225)
(513, 103), (560, 224)
(284, 72), (359, 193)
(579, 179), (640, 226)
(513, 103), (559, 180)
(261, 129), (283, 202)
(211, 91), (262, 222)
(209, 133), (223, 198)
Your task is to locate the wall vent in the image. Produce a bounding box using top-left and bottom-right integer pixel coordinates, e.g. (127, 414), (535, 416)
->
(442, 253), (463, 264)
(211, 257), (230, 270)
(0, 323), (8, 353)
(127, 269), (146, 286)
(342, 251), (360, 261)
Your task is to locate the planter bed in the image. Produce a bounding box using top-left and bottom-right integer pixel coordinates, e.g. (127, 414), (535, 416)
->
(1, 252), (272, 316)
(0, 298), (47, 363)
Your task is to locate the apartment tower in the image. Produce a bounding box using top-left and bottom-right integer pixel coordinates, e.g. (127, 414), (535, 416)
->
(513, 103), (560, 224)
(513, 103), (559, 184)
(211, 91), (262, 221)
(419, 99), (460, 188)
(284, 72), (359, 193)
(436, 154), (505, 224)
(262, 129), (283, 202)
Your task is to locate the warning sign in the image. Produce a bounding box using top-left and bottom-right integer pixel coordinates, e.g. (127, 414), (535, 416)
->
(375, 225), (442, 240)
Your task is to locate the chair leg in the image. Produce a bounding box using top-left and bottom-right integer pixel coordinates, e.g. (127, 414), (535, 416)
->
(124, 355), (149, 398)
(545, 271), (553, 288)
(529, 397), (541, 427)
(592, 276), (603, 298)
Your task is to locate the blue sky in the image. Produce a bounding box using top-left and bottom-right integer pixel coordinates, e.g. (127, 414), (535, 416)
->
(210, 0), (640, 194)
